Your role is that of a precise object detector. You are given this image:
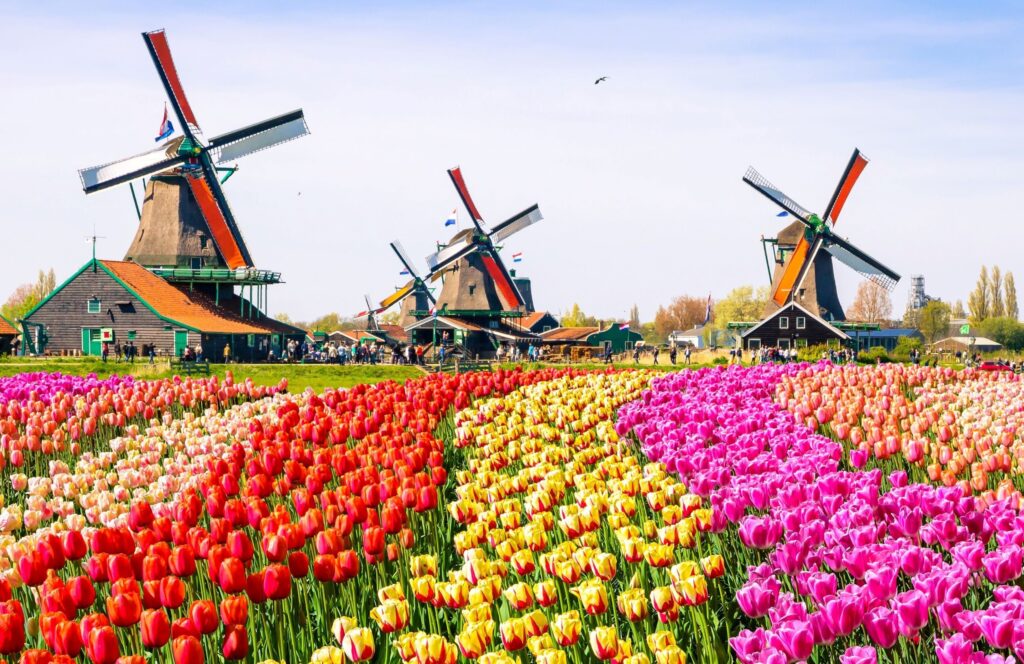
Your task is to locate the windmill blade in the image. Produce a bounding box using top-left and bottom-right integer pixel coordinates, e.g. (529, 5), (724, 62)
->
(425, 236), (478, 273)
(489, 205), (543, 243)
(821, 234), (900, 291)
(142, 30), (202, 140)
(207, 110), (309, 163)
(479, 250), (525, 310)
(448, 166), (489, 233)
(389, 240), (421, 280)
(743, 167), (814, 224)
(379, 281), (416, 311)
(771, 235), (813, 306)
(184, 174), (250, 269)
(823, 149), (869, 226)
(196, 159), (254, 267)
(364, 294), (375, 312)
(79, 142), (185, 193)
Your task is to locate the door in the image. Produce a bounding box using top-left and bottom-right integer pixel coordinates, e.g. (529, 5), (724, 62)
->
(81, 329), (102, 356)
(174, 331), (189, 358)
(778, 338), (791, 350)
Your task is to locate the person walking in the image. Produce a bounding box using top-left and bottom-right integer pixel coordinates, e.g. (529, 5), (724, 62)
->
(223, 342), (231, 364)
(652, 346), (660, 365)
(632, 344), (640, 365)
(669, 346), (677, 365)
(685, 346), (691, 365)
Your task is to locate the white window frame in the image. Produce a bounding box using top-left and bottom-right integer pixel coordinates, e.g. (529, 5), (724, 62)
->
(778, 338), (791, 349)
(87, 298), (101, 314)
(748, 339), (761, 350)
(779, 316), (789, 330)
(796, 316), (806, 330)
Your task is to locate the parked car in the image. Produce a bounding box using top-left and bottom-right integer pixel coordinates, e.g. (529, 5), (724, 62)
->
(979, 361), (1012, 372)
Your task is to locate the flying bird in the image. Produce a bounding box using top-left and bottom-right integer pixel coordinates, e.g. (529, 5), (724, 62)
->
(594, 76), (608, 85)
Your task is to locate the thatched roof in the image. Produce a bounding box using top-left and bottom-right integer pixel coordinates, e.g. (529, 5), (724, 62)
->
(125, 176), (226, 268)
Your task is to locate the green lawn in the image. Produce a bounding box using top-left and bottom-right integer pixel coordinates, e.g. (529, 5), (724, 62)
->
(0, 357), (424, 393)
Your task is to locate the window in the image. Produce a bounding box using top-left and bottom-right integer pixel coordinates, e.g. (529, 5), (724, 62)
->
(748, 339), (762, 350)
(468, 284), (476, 295)
(778, 317), (789, 329)
(543, 325), (553, 332)
(117, 302), (135, 313)
(796, 317), (806, 330)
(191, 257), (202, 270)
(127, 330), (136, 340)
(778, 339), (791, 349)
(87, 298), (101, 314)
(795, 339), (808, 349)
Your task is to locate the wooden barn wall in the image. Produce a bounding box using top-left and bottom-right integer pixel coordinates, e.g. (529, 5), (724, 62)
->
(743, 310), (844, 349)
(24, 268), (196, 356)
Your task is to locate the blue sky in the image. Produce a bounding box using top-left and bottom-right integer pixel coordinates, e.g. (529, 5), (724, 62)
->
(1, 1), (1022, 321)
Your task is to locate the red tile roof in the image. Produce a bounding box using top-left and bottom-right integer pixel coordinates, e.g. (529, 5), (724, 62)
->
(540, 326), (599, 342)
(0, 316), (16, 336)
(101, 261), (291, 335)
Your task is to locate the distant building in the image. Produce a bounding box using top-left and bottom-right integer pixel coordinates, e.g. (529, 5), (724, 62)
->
(931, 336), (1002, 354)
(668, 327), (706, 349)
(22, 259), (304, 360)
(847, 328), (924, 353)
(741, 302), (849, 351)
(0, 316), (17, 355)
(540, 325), (643, 354)
(520, 311), (560, 334)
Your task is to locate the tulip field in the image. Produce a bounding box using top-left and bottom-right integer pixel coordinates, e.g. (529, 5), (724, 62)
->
(4, 364), (1024, 664)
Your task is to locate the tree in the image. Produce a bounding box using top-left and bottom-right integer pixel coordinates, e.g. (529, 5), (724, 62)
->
(628, 304), (641, 331)
(711, 286), (770, 332)
(2, 268), (56, 322)
(845, 281), (893, 323)
(639, 322), (659, 344)
(951, 300), (966, 319)
(990, 265), (1005, 318)
(978, 317), (1024, 351)
(309, 313), (344, 332)
(560, 304), (597, 327)
(1006, 272), (1019, 320)
(379, 310), (402, 326)
(276, 312), (295, 325)
(968, 266), (990, 322)
(653, 295), (708, 341)
(918, 300), (951, 343)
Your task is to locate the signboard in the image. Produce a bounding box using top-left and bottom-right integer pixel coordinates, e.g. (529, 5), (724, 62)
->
(960, 324), (970, 335)
(101, 328), (114, 342)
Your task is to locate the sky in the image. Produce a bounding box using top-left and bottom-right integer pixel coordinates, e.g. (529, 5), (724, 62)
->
(1, 1), (1022, 323)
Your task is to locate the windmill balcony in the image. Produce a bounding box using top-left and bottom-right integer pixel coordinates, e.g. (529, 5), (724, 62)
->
(148, 266), (282, 285)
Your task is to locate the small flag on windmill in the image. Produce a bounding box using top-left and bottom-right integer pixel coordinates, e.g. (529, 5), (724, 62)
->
(512, 252), (523, 263)
(619, 323), (630, 331)
(776, 211), (788, 217)
(444, 209), (457, 227)
(399, 269), (410, 276)
(702, 294), (713, 326)
(155, 103), (174, 142)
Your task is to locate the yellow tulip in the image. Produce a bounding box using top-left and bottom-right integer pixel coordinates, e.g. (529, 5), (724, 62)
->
(369, 598), (410, 633)
(394, 633), (419, 662)
(409, 554), (437, 578)
(341, 627), (375, 662)
(331, 616), (357, 645)
(589, 625), (619, 661)
(550, 610), (582, 647)
(571, 578), (609, 615)
(654, 646), (688, 664)
(646, 630), (677, 652)
(411, 575), (436, 604)
(412, 632), (457, 664)
(510, 549), (536, 576)
(621, 537), (645, 563)
(644, 543), (674, 568)
(669, 560), (700, 583)
(528, 634), (555, 656)
(692, 508), (713, 532)
(377, 582), (406, 603)
(700, 554), (725, 579)
(456, 620), (494, 659)
(310, 646), (345, 664)
(534, 579), (558, 608)
(589, 552), (617, 581)
(650, 586), (676, 613)
(672, 575), (708, 607)
(499, 617), (528, 651)
(462, 602), (492, 624)
(478, 652), (519, 664)
(522, 609), (549, 638)
(535, 649), (568, 664)
(503, 582), (534, 611)
(615, 588), (648, 622)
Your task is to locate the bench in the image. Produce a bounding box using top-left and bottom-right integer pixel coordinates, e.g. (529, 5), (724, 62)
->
(171, 359), (211, 376)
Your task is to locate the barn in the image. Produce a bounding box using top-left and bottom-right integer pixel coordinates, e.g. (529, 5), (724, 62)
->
(741, 302), (849, 351)
(0, 315), (17, 356)
(22, 259), (304, 361)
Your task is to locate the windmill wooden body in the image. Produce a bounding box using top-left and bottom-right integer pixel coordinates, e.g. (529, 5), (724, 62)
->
(744, 149), (900, 321)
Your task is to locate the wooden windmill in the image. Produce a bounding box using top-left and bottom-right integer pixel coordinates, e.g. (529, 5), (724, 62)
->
(373, 241), (439, 327)
(425, 166), (543, 314)
(744, 149), (900, 321)
(78, 29), (309, 275)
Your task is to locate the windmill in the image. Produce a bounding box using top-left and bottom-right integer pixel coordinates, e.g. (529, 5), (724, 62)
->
(375, 240), (438, 326)
(425, 166), (543, 313)
(743, 149), (900, 321)
(355, 294), (384, 331)
(78, 29), (309, 272)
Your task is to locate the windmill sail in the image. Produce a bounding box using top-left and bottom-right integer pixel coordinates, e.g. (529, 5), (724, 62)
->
(743, 167), (814, 222)
(823, 149), (869, 225)
(208, 110), (309, 163)
(490, 205), (543, 243)
(79, 142), (186, 193)
(822, 235), (899, 291)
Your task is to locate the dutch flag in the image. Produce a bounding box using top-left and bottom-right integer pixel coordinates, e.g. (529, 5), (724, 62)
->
(776, 211), (788, 217)
(155, 104), (174, 142)
(399, 270), (410, 276)
(703, 294), (713, 326)
(512, 252), (523, 263)
(619, 323), (630, 331)
(444, 209), (457, 227)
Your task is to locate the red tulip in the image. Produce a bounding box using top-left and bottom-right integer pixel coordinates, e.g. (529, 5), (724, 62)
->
(171, 616), (196, 639)
(140, 609), (171, 649)
(78, 613), (109, 646)
(363, 527), (385, 556)
(115, 656), (147, 664)
(128, 502), (154, 531)
(168, 546), (196, 577)
(187, 600), (218, 636)
(313, 554), (336, 582)
(159, 577), (186, 609)
(219, 596), (248, 626)
(217, 558), (246, 594)
(0, 608), (25, 654)
(245, 571), (266, 604)
(226, 532), (253, 562)
(17, 551), (46, 587)
(86, 554), (109, 583)
(172, 635), (204, 664)
(288, 551), (309, 578)
(68, 576), (96, 609)
(262, 534), (287, 562)
(106, 593), (142, 627)
(222, 625), (249, 660)
(53, 618), (84, 656)
(263, 564), (291, 600)
(22, 649), (58, 664)
(141, 580), (162, 610)
(86, 625), (120, 664)
(106, 554), (134, 582)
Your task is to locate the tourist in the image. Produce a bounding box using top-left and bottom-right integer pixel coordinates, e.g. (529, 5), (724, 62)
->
(685, 346), (691, 365)
(632, 345), (640, 364)
(114, 341), (123, 363)
(652, 346), (660, 365)
(102, 341), (109, 363)
(223, 343), (231, 364)
(149, 345), (156, 364)
(669, 346), (677, 365)
(195, 344), (203, 362)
